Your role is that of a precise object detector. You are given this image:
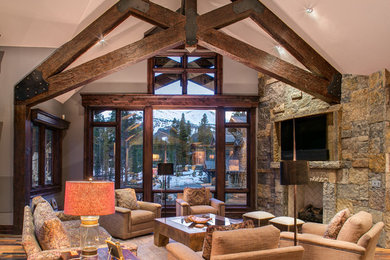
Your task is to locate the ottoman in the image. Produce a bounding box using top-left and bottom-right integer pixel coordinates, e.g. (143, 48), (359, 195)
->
(242, 211), (275, 227)
(269, 216), (304, 232)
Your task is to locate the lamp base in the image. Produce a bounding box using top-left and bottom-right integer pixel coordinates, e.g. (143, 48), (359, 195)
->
(80, 216), (100, 258)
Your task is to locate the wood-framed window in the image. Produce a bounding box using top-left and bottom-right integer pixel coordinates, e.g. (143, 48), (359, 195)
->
(82, 95), (258, 216)
(30, 109), (69, 196)
(148, 50), (223, 95)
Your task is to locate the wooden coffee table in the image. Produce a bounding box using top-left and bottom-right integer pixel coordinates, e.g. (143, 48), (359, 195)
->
(154, 214), (241, 251)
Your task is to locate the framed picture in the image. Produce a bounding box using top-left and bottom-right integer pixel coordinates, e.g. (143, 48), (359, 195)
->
(106, 240), (124, 260)
(50, 198), (58, 210)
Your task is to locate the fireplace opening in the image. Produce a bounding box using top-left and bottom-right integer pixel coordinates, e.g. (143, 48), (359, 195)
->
(281, 114), (329, 161)
(299, 182), (323, 223)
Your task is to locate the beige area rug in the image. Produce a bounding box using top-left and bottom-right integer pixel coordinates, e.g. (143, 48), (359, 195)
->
(118, 234), (169, 260)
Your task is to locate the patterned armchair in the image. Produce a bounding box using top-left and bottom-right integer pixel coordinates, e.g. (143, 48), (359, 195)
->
(176, 187), (225, 216)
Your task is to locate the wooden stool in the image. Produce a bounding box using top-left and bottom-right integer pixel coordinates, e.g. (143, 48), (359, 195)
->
(269, 216), (304, 232)
(242, 211), (275, 227)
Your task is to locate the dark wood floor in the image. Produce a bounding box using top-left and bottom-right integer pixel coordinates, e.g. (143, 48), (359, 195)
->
(1, 234), (390, 259)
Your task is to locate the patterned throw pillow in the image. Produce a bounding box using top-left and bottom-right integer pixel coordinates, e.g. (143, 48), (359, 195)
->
(33, 201), (71, 250)
(116, 188), (140, 210)
(183, 187), (208, 206)
(323, 208), (351, 239)
(202, 220), (255, 260)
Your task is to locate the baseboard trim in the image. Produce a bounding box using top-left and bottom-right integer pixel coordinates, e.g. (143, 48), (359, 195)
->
(0, 225), (14, 234)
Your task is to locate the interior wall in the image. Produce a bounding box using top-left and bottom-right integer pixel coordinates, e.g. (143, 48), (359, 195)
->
(223, 57), (258, 95)
(0, 46), (56, 225)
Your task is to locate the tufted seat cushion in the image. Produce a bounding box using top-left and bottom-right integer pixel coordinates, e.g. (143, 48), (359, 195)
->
(190, 205), (218, 215)
(131, 210), (156, 225)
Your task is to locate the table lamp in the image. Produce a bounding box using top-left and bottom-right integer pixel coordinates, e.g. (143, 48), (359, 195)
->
(64, 180), (115, 257)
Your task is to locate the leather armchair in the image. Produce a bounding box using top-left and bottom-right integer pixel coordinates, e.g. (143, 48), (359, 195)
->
(279, 213), (384, 260)
(100, 200), (161, 239)
(176, 189), (225, 216)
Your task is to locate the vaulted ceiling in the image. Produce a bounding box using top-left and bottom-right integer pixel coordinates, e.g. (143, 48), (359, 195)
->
(1, 0), (389, 75)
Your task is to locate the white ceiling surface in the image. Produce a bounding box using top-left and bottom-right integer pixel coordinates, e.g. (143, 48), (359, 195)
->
(1, 0), (390, 102)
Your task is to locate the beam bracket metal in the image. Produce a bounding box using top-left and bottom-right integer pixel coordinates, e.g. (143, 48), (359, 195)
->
(15, 70), (48, 101)
(118, 0), (150, 13)
(233, 0), (264, 14)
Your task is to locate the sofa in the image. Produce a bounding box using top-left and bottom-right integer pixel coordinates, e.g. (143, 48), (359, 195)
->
(166, 224), (304, 260)
(176, 187), (225, 216)
(99, 188), (162, 239)
(22, 196), (121, 260)
(279, 210), (384, 260)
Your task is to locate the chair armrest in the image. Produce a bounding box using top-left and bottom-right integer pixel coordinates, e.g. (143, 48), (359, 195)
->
(55, 211), (80, 221)
(211, 246), (304, 260)
(138, 201), (162, 218)
(176, 199), (190, 216)
(99, 207), (131, 239)
(210, 198), (225, 217)
(301, 222), (328, 236)
(280, 232), (366, 260)
(115, 206), (131, 214)
(166, 243), (203, 260)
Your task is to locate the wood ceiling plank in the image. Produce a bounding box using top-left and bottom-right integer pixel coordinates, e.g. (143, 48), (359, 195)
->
(20, 24), (186, 107)
(198, 29), (339, 104)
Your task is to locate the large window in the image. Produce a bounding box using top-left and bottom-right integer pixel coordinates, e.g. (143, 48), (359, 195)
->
(30, 109), (69, 196)
(148, 51), (222, 95)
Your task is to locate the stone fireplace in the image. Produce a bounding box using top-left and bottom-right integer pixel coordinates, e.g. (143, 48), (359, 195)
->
(257, 70), (390, 247)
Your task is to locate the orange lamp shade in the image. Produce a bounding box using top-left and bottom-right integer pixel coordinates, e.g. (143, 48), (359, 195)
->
(64, 181), (115, 216)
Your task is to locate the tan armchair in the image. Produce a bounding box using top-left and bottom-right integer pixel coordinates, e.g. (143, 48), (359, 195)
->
(167, 225), (304, 260)
(100, 200), (161, 240)
(176, 188), (225, 216)
(279, 211), (384, 260)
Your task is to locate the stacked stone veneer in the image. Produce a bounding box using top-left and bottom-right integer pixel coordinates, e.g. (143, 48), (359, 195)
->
(257, 69), (390, 247)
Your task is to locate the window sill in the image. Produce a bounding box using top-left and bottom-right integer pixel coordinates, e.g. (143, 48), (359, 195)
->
(30, 185), (61, 197)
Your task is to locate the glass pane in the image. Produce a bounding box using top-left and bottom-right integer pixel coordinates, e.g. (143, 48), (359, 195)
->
(225, 128), (247, 189)
(155, 73), (182, 95)
(187, 73), (215, 95)
(44, 129), (53, 185)
(225, 193), (247, 205)
(153, 193), (177, 206)
(136, 193), (143, 201)
(225, 111), (247, 123)
(187, 56), (215, 69)
(154, 56), (182, 68)
(93, 127), (116, 181)
(32, 126), (39, 188)
(153, 110), (216, 191)
(120, 111), (144, 189)
(93, 110), (116, 122)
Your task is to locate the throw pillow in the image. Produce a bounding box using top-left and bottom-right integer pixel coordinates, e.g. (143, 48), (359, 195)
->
(210, 225), (280, 257)
(337, 211), (372, 243)
(33, 201), (71, 250)
(116, 188), (140, 210)
(183, 187), (208, 206)
(202, 220), (254, 260)
(323, 208), (351, 239)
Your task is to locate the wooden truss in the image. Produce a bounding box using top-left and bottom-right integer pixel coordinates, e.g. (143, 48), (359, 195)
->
(13, 0), (341, 233)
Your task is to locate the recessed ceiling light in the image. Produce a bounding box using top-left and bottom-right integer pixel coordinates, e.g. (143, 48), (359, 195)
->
(306, 7), (314, 14)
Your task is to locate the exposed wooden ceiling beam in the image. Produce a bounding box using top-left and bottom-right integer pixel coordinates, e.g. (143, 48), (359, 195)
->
(20, 24), (186, 107)
(198, 29), (339, 104)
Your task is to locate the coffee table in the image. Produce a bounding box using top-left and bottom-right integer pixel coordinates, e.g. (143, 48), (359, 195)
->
(154, 214), (241, 251)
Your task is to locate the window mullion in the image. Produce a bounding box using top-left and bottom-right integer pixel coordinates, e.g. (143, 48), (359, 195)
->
(182, 55), (187, 94)
(38, 126), (45, 187)
(115, 109), (121, 189)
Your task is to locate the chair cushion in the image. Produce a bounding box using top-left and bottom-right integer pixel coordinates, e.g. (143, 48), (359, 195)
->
(202, 220), (254, 260)
(190, 205), (218, 215)
(33, 201), (71, 250)
(324, 208), (351, 239)
(31, 196), (47, 213)
(183, 187), (208, 206)
(210, 225), (280, 258)
(116, 188), (140, 210)
(131, 210), (155, 225)
(337, 211), (372, 243)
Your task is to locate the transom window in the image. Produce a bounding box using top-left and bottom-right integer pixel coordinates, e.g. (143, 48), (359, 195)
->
(148, 52), (222, 95)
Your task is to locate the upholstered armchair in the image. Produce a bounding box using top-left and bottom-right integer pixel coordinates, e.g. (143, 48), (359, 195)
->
(176, 187), (225, 216)
(279, 211), (384, 260)
(99, 188), (161, 239)
(167, 225), (304, 260)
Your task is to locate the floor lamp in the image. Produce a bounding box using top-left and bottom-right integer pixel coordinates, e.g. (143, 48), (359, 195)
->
(280, 118), (309, 246)
(158, 163), (174, 217)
